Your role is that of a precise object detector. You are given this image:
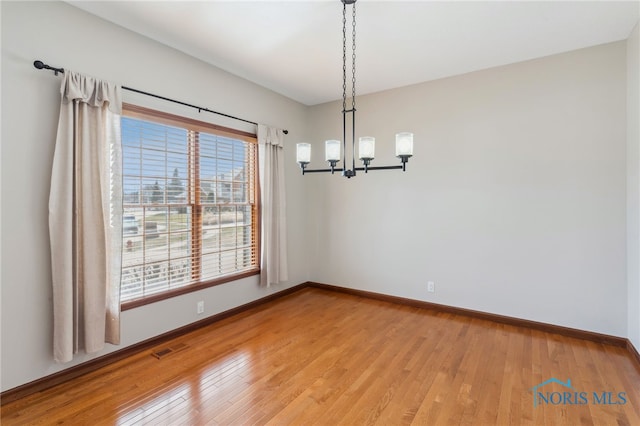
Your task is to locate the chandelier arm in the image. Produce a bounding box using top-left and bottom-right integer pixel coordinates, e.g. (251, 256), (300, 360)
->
(299, 163), (408, 175)
(300, 168), (345, 174)
(355, 165), (404, 171)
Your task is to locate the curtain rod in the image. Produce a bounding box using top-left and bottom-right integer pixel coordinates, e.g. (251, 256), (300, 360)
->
(33, 60), (288, 135)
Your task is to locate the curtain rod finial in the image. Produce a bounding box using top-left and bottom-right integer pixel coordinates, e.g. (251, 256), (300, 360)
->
(34, 60), (64, 75)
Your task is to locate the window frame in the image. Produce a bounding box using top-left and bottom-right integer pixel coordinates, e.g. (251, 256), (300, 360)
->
(120, 103), (260, 311)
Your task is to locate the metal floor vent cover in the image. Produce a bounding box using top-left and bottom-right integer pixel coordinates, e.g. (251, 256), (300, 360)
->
(151, 343), (188, 359)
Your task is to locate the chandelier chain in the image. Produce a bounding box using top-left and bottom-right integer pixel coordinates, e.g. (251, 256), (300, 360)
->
(352, 1), (356, 109)
(342, 2), (347, 113)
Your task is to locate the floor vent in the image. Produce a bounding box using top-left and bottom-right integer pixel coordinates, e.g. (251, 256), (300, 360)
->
(151, 343), (188, 359)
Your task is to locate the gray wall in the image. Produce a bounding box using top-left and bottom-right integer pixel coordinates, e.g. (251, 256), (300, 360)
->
(1, 1), (309, 391)
(307, 42), (629, 337)
(628, 21), (640, 350)
(1, 0), (638, 393)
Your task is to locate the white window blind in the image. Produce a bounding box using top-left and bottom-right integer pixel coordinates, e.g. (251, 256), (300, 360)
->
(120, 105), (259, 303)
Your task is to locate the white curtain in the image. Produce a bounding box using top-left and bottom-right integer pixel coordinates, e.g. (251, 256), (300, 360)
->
(258, 125), (288, 287)
(49, 70), (123, 363)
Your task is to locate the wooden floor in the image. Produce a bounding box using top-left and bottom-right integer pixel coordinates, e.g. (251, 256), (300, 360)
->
(2, 288), (639, 425)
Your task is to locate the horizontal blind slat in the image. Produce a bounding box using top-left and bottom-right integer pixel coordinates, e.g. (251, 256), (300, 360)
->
(121, 107), (259, 303)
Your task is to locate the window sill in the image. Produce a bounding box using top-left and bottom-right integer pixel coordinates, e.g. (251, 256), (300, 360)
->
(120, 268), (260, 311)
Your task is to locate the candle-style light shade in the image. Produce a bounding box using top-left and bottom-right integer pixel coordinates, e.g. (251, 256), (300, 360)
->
(395, 132), (414, 157)
(358, 137), (375, 160)
(325, 140), (341, 162)
(296, 143), (311, 164)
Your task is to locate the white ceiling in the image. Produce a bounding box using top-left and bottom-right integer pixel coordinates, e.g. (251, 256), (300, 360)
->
(67, 1), (639, 106)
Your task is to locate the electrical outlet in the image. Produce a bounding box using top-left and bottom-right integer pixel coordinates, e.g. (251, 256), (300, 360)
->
(197, 301), (204, 314)
(427, 281), (435, 293)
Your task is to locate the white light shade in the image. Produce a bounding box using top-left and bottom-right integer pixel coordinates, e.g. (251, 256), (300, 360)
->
(296, 143), (311, 163)
(325, 140), (341, 162)
(395, 132), (414, 157)
(358, 137), (375, 160)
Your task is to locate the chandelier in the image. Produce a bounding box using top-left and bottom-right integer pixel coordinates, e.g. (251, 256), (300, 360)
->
(296, 0), (413, 178)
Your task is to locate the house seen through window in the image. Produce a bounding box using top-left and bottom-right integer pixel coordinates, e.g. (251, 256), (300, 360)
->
(120, 104), (259, 306)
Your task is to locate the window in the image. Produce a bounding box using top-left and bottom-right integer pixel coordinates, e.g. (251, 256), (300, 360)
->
(120, 104), (259, 307)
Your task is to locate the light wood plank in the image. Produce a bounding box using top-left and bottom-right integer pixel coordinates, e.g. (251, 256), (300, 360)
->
(2, 288), (639, 425)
